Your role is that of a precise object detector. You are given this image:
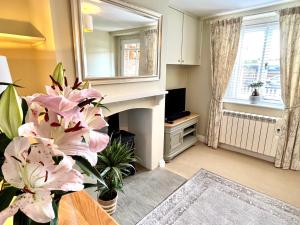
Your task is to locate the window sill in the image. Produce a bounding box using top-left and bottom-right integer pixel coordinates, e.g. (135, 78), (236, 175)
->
(223, 98), (284, 110)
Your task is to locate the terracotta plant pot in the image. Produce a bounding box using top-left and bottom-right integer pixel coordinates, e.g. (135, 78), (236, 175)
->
(98, 191), (118, 215)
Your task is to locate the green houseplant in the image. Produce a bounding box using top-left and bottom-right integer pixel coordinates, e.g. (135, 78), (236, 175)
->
(249, 81), (264, 104)
(96, 138), (136, 215)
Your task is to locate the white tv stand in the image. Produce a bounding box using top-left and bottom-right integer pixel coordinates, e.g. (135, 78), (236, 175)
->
(164, 113), (199, 161)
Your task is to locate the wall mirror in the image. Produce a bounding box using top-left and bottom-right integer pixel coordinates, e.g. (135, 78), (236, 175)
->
(71, 0), (162, 84)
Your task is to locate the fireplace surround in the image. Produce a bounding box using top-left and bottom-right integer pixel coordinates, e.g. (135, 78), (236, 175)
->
(101, 91), (167, 170)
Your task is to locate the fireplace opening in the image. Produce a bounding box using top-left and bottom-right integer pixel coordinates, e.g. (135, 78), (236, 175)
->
(107, 113), (136, 175)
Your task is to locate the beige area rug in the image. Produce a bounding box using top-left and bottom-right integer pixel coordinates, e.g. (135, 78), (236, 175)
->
(137, 169), (300, 225)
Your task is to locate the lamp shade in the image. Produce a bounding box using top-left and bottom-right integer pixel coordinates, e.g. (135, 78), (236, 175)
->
(0, 56), (12, 94)
(83, 14), (93, 32)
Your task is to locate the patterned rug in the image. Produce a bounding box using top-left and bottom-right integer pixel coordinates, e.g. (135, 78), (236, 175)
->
(137, 169), (300, 225)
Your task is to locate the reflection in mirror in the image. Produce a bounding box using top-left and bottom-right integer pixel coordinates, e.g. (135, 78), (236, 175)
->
(80, 0), (159, 79)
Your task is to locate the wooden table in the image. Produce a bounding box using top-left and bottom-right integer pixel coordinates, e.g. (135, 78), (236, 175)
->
(59, 191), (119, 225)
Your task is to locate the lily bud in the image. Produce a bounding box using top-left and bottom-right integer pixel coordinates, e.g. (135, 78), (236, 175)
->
(52, 62), (65, 86)
(0, 85), (23, 139)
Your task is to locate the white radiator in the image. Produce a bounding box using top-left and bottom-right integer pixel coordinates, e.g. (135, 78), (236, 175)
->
(219, 110), (280, 158)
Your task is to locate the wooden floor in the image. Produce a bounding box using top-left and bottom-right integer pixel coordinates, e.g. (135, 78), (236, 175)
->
(165, 142), (300, 208)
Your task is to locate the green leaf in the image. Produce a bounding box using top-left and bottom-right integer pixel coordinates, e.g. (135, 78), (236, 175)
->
(100, 167), (111, 177)
(0, 186), (18, 211)
(29, 219), (49, 225)
(14, 211), (29, 225)
(13, 206), (53, 225)
(50, 201), (58, 225)
(21, 98), (28, 124)
(13, 211), (47, 225)
(73, 156), (107, 188)
(84, 183), (98, 189)
(52, 156), (63, 165)
(0, 133), (11, 178)
(0, 82), (23, 88)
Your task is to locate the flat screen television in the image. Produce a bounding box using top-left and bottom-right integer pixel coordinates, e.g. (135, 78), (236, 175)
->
(165, 88), (188, 121)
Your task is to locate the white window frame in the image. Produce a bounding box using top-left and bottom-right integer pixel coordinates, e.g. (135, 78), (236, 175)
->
(224, 13), (284, 109)
(120, 39), (140, 76)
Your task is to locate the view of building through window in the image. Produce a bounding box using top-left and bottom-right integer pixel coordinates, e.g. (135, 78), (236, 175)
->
(121, 39), (140, 76)
(225, 21), (281, 103)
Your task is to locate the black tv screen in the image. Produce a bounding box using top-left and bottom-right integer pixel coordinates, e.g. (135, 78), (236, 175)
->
(165, 88), (186, 118)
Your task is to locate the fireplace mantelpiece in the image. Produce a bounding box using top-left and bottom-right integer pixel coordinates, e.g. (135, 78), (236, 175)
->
(102, 90), (167, 104)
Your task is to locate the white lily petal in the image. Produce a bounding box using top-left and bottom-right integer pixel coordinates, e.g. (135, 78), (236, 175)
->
(89, 131), (109, 153)
(82, 106), (107, 130)
(2, 137), (30, 189)
(58, 142), (98, 166)
(43, 156), (84, 191)
(0, 193), (32, 225)
(21, 191), (55, 223)
(18, 122), (37, 137)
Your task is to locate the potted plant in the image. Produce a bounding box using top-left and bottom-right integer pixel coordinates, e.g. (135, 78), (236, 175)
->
(249, 81), (264, 104)
(96, 139), (136, 215)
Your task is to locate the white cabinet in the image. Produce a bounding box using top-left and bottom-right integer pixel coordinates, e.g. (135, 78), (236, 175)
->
(166, 7), (183, 64)
(166, 7), (200, 65)
(182, 14), (199, 65)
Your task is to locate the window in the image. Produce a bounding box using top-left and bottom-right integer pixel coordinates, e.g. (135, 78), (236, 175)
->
(121, 39), (140, 76)
(225, 19), (282, 105)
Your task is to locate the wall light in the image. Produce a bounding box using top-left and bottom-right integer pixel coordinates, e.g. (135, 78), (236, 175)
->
(83, 14), (94, 32)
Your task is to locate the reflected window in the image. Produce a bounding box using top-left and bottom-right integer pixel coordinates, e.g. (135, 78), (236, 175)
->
(121, 39), (140, 76)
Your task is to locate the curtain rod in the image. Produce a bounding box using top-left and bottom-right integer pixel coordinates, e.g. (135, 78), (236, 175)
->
(202, 1), (300, 23)
(204, 10), (277, 24)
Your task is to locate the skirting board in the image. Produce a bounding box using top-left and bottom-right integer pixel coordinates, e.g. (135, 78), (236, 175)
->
(197, 135), (275, 163)
(197, 135), (207, 144)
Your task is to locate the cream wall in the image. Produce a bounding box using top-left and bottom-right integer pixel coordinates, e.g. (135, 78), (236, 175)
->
(0, 0), (30, 22)
(185, 21), (211, 136)
(49, 0), (77, 85)
(166, 65), (189, 90)
(85, 30), (116, 77)
(0, 0), (57, 96)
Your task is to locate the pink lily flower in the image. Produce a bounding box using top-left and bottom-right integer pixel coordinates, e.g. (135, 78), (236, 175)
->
(0, 137), (84, 223)
(76, 105), (109, 153)
(32, 83), (102, 121)
(18, 121), (101, 166)
(21, 78), (109, 166)
(21, 105), (109, 166)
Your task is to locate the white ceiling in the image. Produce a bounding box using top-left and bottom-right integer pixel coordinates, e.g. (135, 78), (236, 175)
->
(85, 0), (156, 31)
(169, 0), (296, 16)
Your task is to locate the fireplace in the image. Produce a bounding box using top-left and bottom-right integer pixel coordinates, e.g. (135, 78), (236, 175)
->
(107, 113), (136, 175)
(100, 91), (166, 170)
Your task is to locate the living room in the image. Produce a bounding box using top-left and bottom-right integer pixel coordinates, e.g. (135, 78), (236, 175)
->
(0, 0), (299, 224)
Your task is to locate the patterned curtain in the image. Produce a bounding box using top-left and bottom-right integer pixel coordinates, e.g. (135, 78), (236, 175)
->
(275, 7), (300, 170)
(207, 18), (242, 149)
(139, 28), (157, 75)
